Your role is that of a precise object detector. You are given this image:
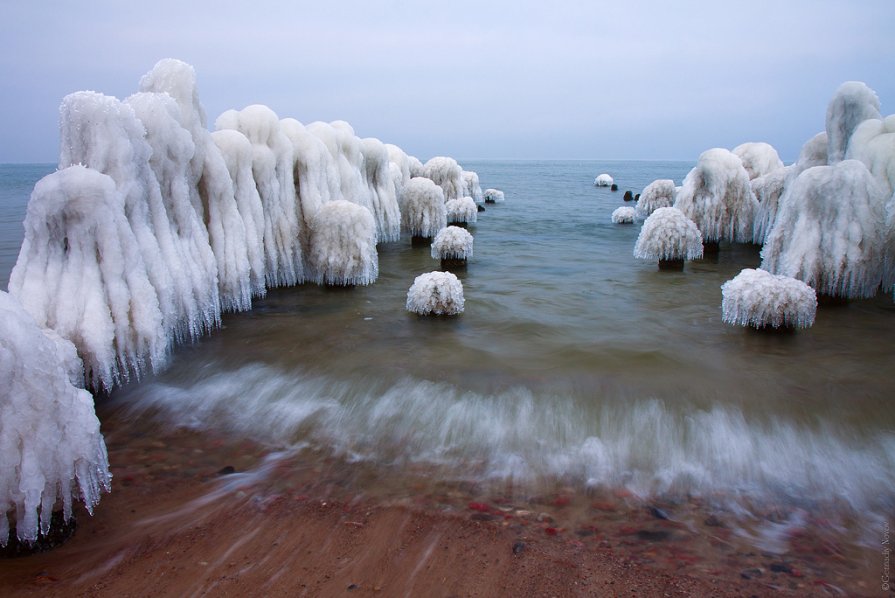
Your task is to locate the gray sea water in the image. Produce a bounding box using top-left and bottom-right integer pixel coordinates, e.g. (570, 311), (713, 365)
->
(2, 160), (893, 539)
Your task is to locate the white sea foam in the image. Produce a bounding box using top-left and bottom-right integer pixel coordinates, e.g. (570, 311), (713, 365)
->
(121, 363), (895, 520)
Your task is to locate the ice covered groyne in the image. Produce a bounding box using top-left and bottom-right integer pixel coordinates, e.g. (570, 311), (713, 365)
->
(2, 58), (481, 545)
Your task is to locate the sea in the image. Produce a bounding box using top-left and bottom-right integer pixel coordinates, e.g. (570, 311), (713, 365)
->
(2, 160), (893, 559)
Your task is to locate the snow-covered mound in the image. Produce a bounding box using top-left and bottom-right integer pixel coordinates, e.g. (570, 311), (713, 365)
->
(0, 291), (111, 546)
(308, 200), (378, 286)
(635, 179), (675, 220)
(674, 148), (758, 243)
(732, 142), (784, 180)
(611, 206), (636, 224)
(405, 271), (465, 315)
(594, 174), (613, 187)
(761, 160), (887, 299)
(721, 268), (817, 329)
(446, 196), (478, 225)
(431, 226), (474, 260)
(401, 178), (446, 238)
(483, 188), (505, 203)
(634, 207), (704, 262)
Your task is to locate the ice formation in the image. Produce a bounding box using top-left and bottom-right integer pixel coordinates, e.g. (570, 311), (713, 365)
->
(732, 142), (784, 180)
(431, 226), (474, 260)
(308, 200), (378, 286)
(139, 59), (253, 313)
(215, 104), (304, 288)
(633, 207), (704, 262)
(446, 196), (478, 225)
(360, 136), (402, 242)
(635, 179), (675, 220)
(483, 188), (505, 203)
(826, 81), (882, 163)
(9, 166), (166, 390)
(750, 168), (789, 245)
(846, 114), (895, 196)
(721, 268), (817, 329)
(401, 177), (447, 238)
(761, 160), (887, 298)
(124, 92), (222, 322)
(423, 157), (466, 200)
(673, 148), (759, 243)
(0, 290), (111, 546)
(8, 57), (482, 396)
(211, 129), (268, 297)
(405, 271), (465, 315)
(462, 171), (484, 203)
(594, 174), (613, 187)
(611, 206), (636, 224)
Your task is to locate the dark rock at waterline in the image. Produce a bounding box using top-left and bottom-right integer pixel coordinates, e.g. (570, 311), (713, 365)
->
(2, 512), (77, 558)
(635, 529), (671, 542)
(648, 506), (671, 520)
(470, 513), (497, 522)
(634, 193), (640, 201)
(512, 541), (526, 555)
(769, 562), (793, 574)
(610, 183), (618, 191)
(217, 465), (236, 476)
(477, 204), (486, 212)
(623, 190), (634, 201)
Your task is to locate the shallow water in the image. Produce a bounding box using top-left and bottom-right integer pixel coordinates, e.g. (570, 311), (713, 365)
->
(3, 160), (894, 547)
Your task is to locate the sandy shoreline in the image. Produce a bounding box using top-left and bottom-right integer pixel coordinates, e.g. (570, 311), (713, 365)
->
(0, 409), (881, 597)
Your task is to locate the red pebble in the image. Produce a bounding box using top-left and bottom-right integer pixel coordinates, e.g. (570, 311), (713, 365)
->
(553, 496), (571, 507)
(468, 502), (490, 512)
(545, 527), (559, 536)
(790, 568), (803, 578)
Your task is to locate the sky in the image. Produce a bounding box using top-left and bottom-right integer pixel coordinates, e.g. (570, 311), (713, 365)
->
(1, 0), (894, 163)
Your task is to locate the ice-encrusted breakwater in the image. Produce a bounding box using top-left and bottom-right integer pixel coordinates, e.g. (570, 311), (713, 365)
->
(1, 58), (482, 546)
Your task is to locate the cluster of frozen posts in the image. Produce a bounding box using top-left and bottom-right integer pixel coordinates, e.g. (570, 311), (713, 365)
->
(0, 59), (506, 548)
(603, 81), (895, 332)
(3, 63), (894, 550)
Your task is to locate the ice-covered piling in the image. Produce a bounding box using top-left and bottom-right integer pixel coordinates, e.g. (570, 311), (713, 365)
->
(760, 160), (887, 300)
(10, 165), (167, 390)
(308, 200), (378, 286)
(0, 291), (111, 547)
(634, 207), (704, 271)
(594, 174), (613, 187)
(732, 142), (784, 180)
(406, 271), (465, 316)
(216, 105), (304, 288)
(721, 268), (817, 330)
(674, 148), (759, 245)
(611, 206), (636, 224)
(423, 156), (465, 200)
(401, 177), (447, 243)
(826, 81), (882, 163)
(635, 179), (675, 220)
(446, 196), (478, 227)
(483, 188), (505, 203)
(431, 226), (474, 270)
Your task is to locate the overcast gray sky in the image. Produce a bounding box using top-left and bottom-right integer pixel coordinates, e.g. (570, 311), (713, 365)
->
(2, 0), (893, 163)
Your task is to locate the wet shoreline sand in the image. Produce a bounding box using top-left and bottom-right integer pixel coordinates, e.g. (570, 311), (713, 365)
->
(1, 403), (880, 597)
